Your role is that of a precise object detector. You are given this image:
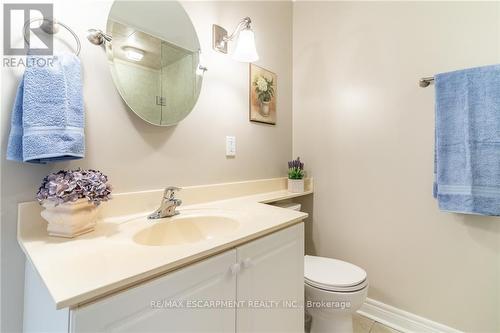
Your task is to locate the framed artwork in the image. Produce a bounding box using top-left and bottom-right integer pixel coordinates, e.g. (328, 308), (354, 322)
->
(249, 64), (277, 125)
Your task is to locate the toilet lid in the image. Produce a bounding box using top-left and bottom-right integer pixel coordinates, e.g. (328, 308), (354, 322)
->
(304, 255), (367, 290)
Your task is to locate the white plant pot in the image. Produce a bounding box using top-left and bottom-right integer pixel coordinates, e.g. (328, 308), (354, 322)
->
(288, 179), (305, 193)
(41, 199), (100, 238)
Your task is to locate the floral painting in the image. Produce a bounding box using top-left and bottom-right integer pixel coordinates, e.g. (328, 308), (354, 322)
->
(250, 64), (277, 124)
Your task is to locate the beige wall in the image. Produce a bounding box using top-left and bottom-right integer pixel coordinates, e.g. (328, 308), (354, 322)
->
(293, 2), (500, 332)
(0, 1), (292, 331)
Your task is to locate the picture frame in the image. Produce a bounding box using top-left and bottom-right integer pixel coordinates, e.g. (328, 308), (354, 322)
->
(249, 64), (277, 125)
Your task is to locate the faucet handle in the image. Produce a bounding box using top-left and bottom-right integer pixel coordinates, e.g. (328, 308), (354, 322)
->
(163, 186), (181, 199)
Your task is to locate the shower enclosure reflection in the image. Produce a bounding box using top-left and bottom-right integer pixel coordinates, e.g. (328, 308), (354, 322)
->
(106, 0), (203, 126)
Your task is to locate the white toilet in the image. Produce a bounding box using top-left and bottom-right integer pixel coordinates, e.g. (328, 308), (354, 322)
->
(272, 202), (368, 333)
(304, 255), (368, 333)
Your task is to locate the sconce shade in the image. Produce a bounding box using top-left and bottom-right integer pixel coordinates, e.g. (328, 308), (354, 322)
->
(232, 29), (259, 63)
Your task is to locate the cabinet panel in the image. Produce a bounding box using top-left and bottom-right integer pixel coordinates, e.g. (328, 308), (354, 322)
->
(24, 262), (70, 333)
(236, 223), (304, 333)
(70, 250), (237, 333)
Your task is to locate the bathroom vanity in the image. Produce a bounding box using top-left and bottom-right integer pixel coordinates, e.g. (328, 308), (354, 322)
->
(19, 178), (312, 332)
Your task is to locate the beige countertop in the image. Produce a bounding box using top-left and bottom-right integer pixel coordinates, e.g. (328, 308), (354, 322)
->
(18, 178), (312, 310)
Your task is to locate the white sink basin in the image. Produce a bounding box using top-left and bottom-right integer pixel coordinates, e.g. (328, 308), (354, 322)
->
(133, 214), (240, 246)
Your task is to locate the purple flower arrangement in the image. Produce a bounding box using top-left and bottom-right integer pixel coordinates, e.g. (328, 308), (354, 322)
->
(36, 169), (112, 206)
(288, 157), (305, 180)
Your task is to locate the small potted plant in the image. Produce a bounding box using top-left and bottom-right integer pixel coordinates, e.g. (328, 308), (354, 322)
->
(288, 157), (305, 193)
(253, 75), (275, 116)
(36, 169), (112, 238)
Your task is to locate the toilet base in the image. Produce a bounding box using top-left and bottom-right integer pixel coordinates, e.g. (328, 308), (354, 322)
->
(305, 283), (367, 333)
(309, 313), (353, 333)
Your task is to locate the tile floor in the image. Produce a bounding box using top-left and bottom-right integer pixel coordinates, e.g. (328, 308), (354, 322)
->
(353, 313), (401, 333)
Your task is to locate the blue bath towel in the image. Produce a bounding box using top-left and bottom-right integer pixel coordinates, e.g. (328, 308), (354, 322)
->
(7, 54), (85, 163)
(434, 64), (500, 215)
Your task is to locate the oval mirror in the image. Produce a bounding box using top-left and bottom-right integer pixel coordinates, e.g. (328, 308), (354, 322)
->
(106, 0), (203, 126)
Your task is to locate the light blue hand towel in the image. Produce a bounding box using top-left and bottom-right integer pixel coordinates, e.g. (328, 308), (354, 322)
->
(434, 64), (500, 215)
(7, 54), (85, 163)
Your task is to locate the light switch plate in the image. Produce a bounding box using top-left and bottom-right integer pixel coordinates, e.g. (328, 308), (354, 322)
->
(226, 136), (236, 157)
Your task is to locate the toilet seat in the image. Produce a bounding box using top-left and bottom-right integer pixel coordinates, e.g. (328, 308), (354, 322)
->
(304, 255), (368, 292)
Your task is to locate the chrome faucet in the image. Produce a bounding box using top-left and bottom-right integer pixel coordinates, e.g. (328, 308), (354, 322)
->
(148, 186), (182, 219)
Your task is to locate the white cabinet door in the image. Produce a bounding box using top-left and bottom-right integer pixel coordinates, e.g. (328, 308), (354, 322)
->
(236, 223), (304, 333)
(70, 250), (237, 333)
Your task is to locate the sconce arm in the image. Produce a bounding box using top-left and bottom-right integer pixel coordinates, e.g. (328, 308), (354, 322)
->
(223, 17), (251, 42)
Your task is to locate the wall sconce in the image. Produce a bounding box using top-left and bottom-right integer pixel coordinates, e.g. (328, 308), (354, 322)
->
(86, 29), (112, 45)
(212, 17), (259, 63)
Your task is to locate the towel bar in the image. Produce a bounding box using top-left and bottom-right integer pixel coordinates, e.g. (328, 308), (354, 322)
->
(419, 76), (434, 87)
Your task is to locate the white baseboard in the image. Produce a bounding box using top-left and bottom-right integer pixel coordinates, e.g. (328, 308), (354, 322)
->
(357, 298), (463, 333)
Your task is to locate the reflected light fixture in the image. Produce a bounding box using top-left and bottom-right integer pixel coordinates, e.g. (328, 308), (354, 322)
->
(122, 46), (144, 61)
(212, 17), (259, 63)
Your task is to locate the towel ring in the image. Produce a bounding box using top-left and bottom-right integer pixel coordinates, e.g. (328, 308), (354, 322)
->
(23, 18), (81, 56)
